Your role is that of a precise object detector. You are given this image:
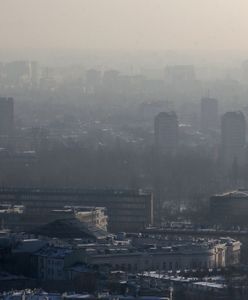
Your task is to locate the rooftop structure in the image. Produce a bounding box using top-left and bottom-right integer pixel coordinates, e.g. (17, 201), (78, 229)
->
(30, 218), (109, 241)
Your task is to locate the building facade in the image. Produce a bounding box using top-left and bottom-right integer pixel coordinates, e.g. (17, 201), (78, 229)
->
(79, 238), (241, 273)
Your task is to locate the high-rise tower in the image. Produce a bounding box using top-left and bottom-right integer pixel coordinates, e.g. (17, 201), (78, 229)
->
(0, 97), (14, 137)
(201, 97), (219, 132)
(221, 111), (246, 166)
(154, 111), (179, 154)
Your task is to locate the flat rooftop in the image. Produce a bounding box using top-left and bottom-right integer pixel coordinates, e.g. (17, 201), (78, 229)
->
(0, 187), (151, 197)
(213, 190), (248, 198)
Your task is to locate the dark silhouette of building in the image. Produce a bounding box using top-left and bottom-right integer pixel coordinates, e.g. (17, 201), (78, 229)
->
(85, 69), (101, 94)
(0, 97), (14, 137)
(154, 111), (178, 154)
(210, 190), (248, 225)
(30, 218), (108, 241)
(4, 61), (30, 85)
(102, 70), (119, 92)
(164, 65), (195, 83)
(201, 97), (218, 132)
(0, 188), (153, 233)
(221, 111), (246, 167)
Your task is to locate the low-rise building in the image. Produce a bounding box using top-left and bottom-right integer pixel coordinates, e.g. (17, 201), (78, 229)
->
(79, 238), (241, 273)
(32, 246), (84, 281)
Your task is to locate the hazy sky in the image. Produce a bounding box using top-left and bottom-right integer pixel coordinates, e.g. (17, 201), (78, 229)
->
(1, 0), (248, 51)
